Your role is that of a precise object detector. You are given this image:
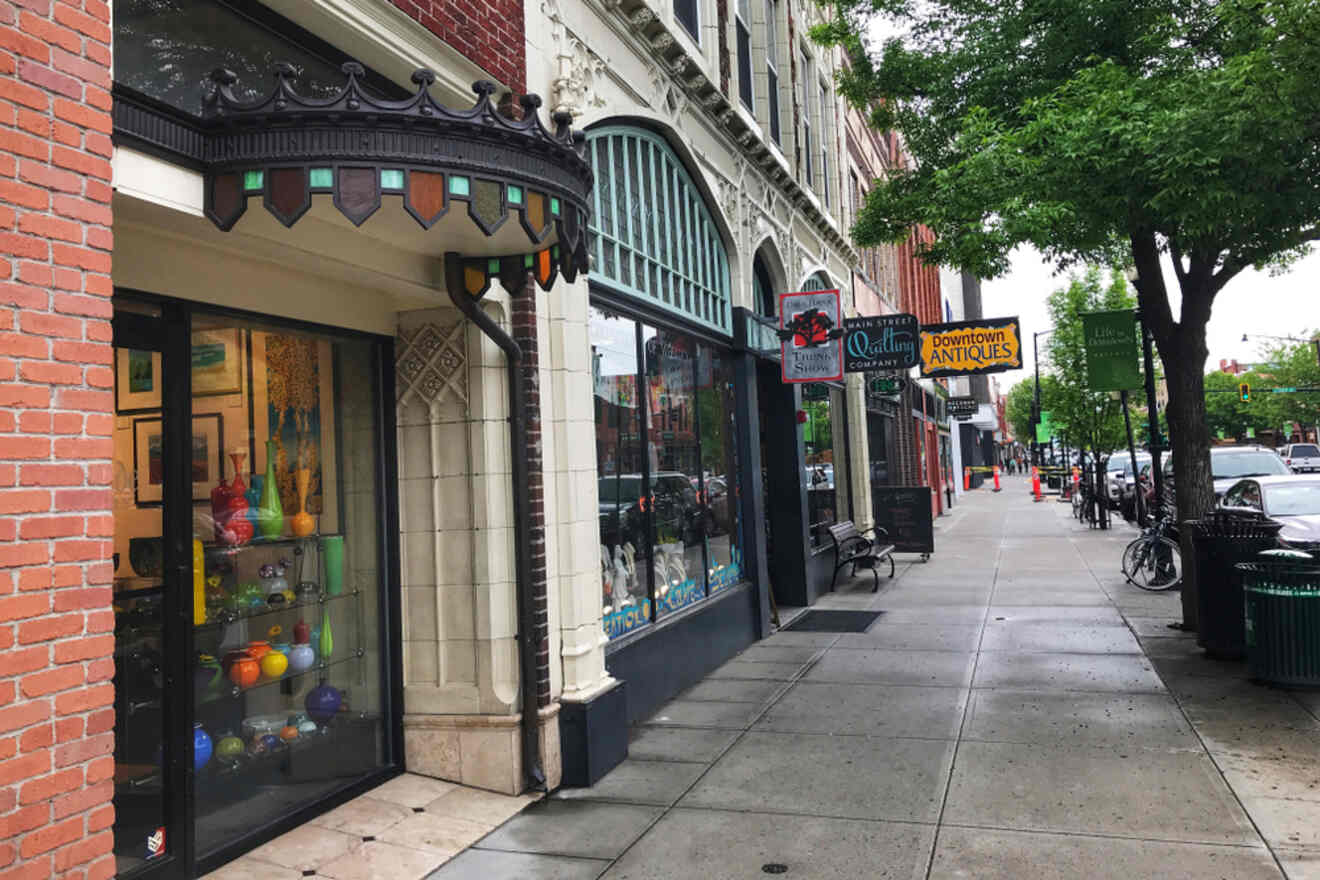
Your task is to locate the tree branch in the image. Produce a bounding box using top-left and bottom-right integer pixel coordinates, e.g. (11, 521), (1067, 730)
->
(1129, 228), (1175, 342)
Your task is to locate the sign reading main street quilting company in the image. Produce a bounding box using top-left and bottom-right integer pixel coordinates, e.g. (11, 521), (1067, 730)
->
(843, 313), (920, 372)
(779, 289), (844, 383)
(918, 317), (1023, 378)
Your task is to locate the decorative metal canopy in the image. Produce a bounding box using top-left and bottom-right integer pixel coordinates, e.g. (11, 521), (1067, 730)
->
(198, 63), (592, 289)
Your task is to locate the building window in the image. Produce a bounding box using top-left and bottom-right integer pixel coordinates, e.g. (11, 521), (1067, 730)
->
(112, 0), (402, 115)
(587, 127), (732, 334)
(801, 47), (813, 187)
(765, 0), (781, 144)
(675, 0), (700, 42)
(820, 81), (831, 208)
(736, 0), (753, 110)
(593, 309), (743, 640)
(849, 170), (860, 229)
(803, 383), (842, 546)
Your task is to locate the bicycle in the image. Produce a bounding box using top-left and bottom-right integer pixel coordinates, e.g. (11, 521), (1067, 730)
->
(1121, 509), (1182, 590)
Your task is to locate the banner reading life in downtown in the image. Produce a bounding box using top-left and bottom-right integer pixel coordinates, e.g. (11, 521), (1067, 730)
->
(918, 317), (1023, 378)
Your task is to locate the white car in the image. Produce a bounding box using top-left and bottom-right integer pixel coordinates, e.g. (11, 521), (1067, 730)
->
(1283, 443), (1320, 474)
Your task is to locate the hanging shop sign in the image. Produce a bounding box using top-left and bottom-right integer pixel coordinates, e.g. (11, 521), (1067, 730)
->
(918, 317), (1023, 378)
(868, 375), (907, 396)
(843, 313), (920, 372)
(1035, 410), (1055, 443)
(778, 290), (844, 383)
(948, 396), (978, 419)
(1081, 310), (1142, 391)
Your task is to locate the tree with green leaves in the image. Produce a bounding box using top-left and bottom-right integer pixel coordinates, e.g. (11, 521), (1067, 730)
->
(1256, 336), (1320, 438)
(1005, 377), (1039, 444)
(1203, 369), (1276, 442)
(1041, 268), (1141, 461)
(814, 0), (1320, 625)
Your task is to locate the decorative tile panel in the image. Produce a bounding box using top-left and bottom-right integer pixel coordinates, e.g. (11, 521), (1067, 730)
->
(397, 322), (468, 408)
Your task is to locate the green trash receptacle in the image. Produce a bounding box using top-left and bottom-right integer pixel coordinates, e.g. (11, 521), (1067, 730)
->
(1237, 561), (1320, 686)
(1190, 515), (1283, 659)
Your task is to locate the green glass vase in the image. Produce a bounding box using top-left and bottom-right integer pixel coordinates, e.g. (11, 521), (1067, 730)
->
(257, 439), (284, 539)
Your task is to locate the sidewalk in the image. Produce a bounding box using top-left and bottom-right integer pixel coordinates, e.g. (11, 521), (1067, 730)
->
(423, 476), (1320, 879)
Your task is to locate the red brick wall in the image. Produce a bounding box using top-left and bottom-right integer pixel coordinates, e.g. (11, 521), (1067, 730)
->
(390, 0), (526, 96)
(0, 0), (116, 878)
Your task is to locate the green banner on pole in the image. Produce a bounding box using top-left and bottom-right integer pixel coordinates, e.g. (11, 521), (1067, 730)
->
(1035, 411), (1055, 443)
(1082, 310), (1142, 391)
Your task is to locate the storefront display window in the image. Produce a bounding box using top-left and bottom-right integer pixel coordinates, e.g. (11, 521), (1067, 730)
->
(112, 301), (395, 871)
(804, 383), (839, 547)
(593, 307), (648, 639)
(593, 310), (742, 639)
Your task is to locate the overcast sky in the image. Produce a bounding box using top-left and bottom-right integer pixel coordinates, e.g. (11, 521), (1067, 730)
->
(981, 248), (1320, 384)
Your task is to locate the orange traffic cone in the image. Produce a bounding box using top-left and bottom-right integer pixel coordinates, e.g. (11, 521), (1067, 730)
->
(1032, 466), (1042, 502)
(963, 467), (971, 491)
(993, 466), (1001, 492)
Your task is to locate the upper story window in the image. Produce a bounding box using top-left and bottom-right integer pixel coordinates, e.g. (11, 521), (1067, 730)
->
(819, 80), (832, 209)
(112, 0), (401, 116)
(765, 0), (781, 145)
(587, 127), (732, 335)
(800, 46), (813, 187)
(675, 0), (700, 43)
(736, 0), (753, 110)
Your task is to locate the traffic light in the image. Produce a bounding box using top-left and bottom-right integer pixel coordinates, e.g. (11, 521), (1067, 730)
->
(1240, 382), (1251, 402)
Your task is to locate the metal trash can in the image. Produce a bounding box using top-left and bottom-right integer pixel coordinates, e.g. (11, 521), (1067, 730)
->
(1190, 516), (1283, 659)
(1237, 561), (1320, 686)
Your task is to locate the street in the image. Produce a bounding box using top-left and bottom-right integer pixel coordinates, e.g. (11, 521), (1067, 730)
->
(430, 476), (1320, 879)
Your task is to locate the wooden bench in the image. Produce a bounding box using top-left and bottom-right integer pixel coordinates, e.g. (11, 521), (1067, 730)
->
(827, 521), (896, 592)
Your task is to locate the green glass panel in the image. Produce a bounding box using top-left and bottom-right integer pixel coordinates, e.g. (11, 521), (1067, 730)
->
(380, 169), (404, 190)
(243, 170), (264, 191)
(449, 176), (470, 197)
(487, 258), (500, 273)
(309, 168), (333, 188)
(507, 185), (523, 205)
(550, 196), (561, 215)
(523, 254), (534, 268)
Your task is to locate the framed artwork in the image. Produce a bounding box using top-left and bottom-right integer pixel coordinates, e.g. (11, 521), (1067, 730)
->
(116, 348), (162, 413)
(133, 414), (224, 506)
(191, 327), (244, 396)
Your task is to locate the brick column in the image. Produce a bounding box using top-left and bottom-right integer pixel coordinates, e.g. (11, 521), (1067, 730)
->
(509, 275), (550, 708)
(0, 1), (116, 878)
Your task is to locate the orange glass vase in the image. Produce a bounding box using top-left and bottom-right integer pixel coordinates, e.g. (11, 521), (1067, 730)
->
(290, 467), (314, 537)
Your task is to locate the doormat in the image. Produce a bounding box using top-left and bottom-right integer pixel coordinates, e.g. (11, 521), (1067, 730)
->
(780, 610), (883, 633)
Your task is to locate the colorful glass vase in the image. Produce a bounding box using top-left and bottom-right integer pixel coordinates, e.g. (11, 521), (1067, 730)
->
(245, 475), (262, 535)
(257, 439), (284, 539)
(318, 607), (333, 660)
(305, 682), (342, 724)
(260, 646), (288, 680)
(225, 451), (253, 546)
(226, 651), (259, 689)
(210, 476), (233, 544)
(290, 467), (315, 537)
(215, 731), (244, 760)
(193, 723), (212, 771)
(322, 536), (344, 596)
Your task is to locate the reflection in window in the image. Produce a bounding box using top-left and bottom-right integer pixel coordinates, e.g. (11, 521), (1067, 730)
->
(804, 383), (837, 546)
(702, 347), (742, 594)
(645, 327), (706, 618)
(592, 308), (648, 639)
(113, 0), (394, 115)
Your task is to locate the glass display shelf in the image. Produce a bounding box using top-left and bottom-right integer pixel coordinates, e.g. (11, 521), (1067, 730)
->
(194, 588), (360, 633)
(202, 533), (342, 552)
(197, 652), (364, 707)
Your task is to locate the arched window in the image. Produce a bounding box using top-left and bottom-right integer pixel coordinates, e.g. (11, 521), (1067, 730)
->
(801, 270), (833, 292)
(586, 127), (732, 334)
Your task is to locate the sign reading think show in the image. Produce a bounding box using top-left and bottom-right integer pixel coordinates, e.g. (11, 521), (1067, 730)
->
(919, 317), (1023, 378)
(843, 313), (920, 372)
(779, 289), (844, 384)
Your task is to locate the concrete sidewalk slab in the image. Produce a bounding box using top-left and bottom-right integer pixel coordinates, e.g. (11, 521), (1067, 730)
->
(978, 622), (1143, 654)
(472, 800), (661, 860)
(754, 681), (967, 738)
(805, 648), (975, 687)
(962, 689), (1198, 749)
(972, 651), (1164, 692)
(832, 623), (983, 653)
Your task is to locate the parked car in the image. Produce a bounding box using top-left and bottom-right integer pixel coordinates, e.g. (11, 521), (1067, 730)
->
(1110, 453), (1151, 514)
(1162, 446), (1292, 513)
(1219, 475), (1320, 547)
(1282, 443), (1320, 473)
(599, 470), (712, 549)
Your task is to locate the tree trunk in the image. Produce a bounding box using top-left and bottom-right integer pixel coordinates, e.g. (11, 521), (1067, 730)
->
(1160, 325), (1213, 630)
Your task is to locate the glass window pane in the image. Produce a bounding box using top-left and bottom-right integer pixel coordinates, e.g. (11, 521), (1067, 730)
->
(186, 315), (388, 859)
(675, 0), (700, 40)
(644, 327), (706, 617)
(702, 347), (742, 594)
(113, 0), (390, 115)
(593, 309), (649, 639)
(804, 383), (838, 546)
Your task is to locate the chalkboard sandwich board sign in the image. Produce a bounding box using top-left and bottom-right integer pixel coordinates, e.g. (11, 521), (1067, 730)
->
(872, 487), (935, 556)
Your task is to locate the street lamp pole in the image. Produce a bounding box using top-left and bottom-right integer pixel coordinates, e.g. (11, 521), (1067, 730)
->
(1033, 329), (1053, 468)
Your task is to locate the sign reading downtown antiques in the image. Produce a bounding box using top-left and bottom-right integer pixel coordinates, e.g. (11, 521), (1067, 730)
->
(948, 396), (978, 419)
(779, 289), (844, 383)
(843, 313), (920, 372)
(918, 317), (1023, 378)
(1081, 309), (1142, 391)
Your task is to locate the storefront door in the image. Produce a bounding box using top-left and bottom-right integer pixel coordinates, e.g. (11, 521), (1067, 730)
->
(112, 295), (401, 878)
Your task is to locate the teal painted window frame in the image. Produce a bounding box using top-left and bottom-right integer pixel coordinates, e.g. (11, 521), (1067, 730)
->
(586, 126), (733, 336)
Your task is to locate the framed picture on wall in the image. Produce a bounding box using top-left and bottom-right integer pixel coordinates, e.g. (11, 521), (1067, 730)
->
(133, 414), (224, 506)
(191, 327), (244, 396)
(115, 348), (162, 413)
